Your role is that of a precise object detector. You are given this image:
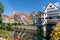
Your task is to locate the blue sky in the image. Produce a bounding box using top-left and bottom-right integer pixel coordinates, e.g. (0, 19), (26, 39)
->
(0, 0), (60, 16)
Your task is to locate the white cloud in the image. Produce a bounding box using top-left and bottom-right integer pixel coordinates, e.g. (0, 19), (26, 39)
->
(43, 6), (45, 9)
(54, 2), (60, 7)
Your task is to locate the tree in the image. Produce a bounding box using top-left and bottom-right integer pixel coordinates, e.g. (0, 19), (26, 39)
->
(0, 3), (4, 13)
(0, 3), (4, 29)
(12, 22), (18, 29)
(4, 23), (13, 31)
(0, 2), (4, 24)
(50, 22), (60, 40)
(54, 22), (60, 31)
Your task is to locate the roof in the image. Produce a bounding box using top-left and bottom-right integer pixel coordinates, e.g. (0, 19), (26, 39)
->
(44, 2), (60, 12)
(28, 14), (33, 18)
(2, 14), (9, 18)
(37, 11), (47, 15)
(10, 12), (28, 19)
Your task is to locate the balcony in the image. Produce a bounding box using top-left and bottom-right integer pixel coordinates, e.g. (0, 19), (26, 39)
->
(47, 19), (60, 24)
(47, 14), (59, 17)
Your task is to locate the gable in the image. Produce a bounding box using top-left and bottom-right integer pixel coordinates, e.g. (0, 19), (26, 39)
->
(44, 2), (59, 13)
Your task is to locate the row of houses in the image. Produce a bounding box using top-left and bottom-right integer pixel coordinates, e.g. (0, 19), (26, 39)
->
(2, 11), (34, 25)
(1, 2), (60, 40)
(27, 2), (60, 38)
(2, 2), (60, 26)
(32, 2), (60, 26)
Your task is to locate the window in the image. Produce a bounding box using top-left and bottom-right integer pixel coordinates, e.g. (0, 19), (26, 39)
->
(50, 5), (52, 7)
(49, 17), (52, 19)
(47, 10), (57, 13)
(57, 16), (60, 19)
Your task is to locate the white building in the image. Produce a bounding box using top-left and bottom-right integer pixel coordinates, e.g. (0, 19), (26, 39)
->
(42, 2), (60, 38)
(32, 12), (37, 25)
(44, 2), (60, 24)
(2, 14), (9, 23)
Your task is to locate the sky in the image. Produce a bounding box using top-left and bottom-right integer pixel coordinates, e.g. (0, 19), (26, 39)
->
(0, 0), (60, 16)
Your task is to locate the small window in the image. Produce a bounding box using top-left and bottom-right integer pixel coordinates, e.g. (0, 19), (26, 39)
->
(49, 17), (52, 19)
(57, 16), (60, 19)
(50, 5), (52, 7)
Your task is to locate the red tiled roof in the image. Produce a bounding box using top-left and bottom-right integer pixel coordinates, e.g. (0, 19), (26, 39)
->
(10, 12), (28, 19)
(22, 12), (28, 18)
(2, 14), (9, 18)
(1, 12), (29, 20)
(28, 14), (33, 18)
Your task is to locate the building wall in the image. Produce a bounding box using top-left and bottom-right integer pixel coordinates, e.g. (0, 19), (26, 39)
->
(42, 2), (60, 38)
(32, 12), (37, 25)
(44, 2), (60, 24)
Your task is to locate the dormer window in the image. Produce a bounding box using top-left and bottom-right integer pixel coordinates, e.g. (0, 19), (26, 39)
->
(50, 5), (52, 7)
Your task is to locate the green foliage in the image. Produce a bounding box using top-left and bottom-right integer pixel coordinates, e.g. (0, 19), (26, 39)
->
(4, 23), (13, 31)
(0, 3), (4, 9)
(37, 27), (43, 40)
(25, 24), (33, 26)
(0, 3), (14, 31)
(17, 22), (21, 25)
(12, 22), (17, 25)
(0, 13), (2, 23)
(0, 8), (4, 13)
(0, 2), (4, 24)
(0, 2), (4, 13)
(0, 24), (4, 29)
(11, 22), (19, 30)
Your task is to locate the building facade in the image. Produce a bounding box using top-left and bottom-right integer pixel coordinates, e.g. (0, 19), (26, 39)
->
(44, 2), (60, 24)
(2, 14), (9, 23)
(28, 14), (33, 25)
(42, 2), (60, 40)
(32, 12), (37, 25)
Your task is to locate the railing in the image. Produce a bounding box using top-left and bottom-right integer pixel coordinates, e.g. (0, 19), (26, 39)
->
(47, 19), (60, 23)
